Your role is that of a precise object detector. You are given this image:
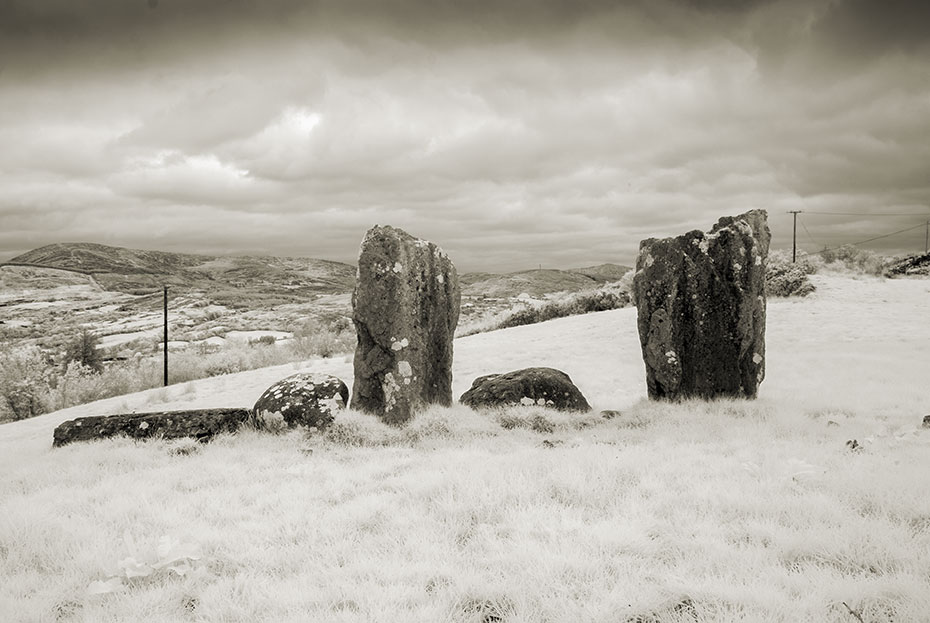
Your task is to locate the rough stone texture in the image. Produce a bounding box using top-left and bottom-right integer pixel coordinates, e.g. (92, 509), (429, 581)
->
(251, 373), (348, 431)
(633, 210), (770, 400)
(459, 367), (591, 412)
(923, 415), (930, 429)
(351, 225), (460, 424)
(53, 408), (250, 447)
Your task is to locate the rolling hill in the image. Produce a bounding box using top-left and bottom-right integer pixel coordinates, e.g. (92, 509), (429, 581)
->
(1, 243), (631, 368)
(6, 242), (357, 298)
(459, 264), (631, 298)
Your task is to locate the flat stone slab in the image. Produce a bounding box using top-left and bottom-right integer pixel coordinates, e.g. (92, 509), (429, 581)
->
(52, 408), (251, 447)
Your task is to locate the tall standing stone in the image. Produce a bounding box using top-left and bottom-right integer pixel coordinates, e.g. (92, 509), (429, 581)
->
(633, 210), (770, 400)
(351, 225), (460, 424)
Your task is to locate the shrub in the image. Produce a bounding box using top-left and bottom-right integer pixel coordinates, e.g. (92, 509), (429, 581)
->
(819, 244), (887, 276)
(885, 252), (930, 277)
(64, 329), (103, 373)
(289, 318), (355, 359)
(765, 250), (817, 297)
(0, 346), (53, 422)
(249, 335), (276, 347)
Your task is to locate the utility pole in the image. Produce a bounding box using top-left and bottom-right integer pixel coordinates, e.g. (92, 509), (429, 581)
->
(788, 211), (802, 262)
(163, 286), (168, 387)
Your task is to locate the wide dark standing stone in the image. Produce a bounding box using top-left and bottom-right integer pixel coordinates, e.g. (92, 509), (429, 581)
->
(351, 225), (460, 424)
(633, 210), (770, 400)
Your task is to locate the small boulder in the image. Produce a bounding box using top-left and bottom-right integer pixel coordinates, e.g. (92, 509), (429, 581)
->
(251, 373), (348, 431)
(459, 367), (591, 412)
(923, 415), (930, 429)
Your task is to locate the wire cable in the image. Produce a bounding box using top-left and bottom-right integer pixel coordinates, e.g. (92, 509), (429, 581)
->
(816, 221), (928, 254)
(797, 214), (818, 247)
(802, 211), (930, 217)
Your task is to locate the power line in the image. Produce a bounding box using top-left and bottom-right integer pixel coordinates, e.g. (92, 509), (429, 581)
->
(802, 211), (930, 217)
(797, 214), (818, 246)
(816, 221), (928, 254)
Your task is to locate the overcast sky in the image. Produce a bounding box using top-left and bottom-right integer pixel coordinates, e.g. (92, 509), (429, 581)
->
(1, 0), (928, 271)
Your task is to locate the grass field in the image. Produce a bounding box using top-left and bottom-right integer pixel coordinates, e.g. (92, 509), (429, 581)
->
(1, 274), (929, 622)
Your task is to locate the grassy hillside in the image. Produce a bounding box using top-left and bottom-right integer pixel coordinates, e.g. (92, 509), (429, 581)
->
(6, 242), (357, 297)
(461, 264), (631, 299)
(1, 274), (928, 622)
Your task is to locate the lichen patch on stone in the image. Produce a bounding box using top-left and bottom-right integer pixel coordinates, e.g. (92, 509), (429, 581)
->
(382, 372), (399, 411)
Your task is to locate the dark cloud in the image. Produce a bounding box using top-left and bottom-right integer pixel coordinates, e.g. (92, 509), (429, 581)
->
(1, 0), (929, 270)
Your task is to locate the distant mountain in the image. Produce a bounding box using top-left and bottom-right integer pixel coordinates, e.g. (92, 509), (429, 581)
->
(3, 242), (632, 307)
(461, 264), (632, 298)
(5, 242), (357, 301)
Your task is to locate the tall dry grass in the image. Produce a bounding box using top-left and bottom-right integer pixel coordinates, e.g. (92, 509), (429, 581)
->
(1, 399), (928, 622)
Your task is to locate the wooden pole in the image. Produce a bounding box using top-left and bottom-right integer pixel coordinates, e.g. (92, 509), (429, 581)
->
(788, 211), (801, 262)
(163, 286), (168, 387)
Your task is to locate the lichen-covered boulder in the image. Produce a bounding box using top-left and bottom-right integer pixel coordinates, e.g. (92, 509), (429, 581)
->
(53, 408), (250, 447)
(633, 209), (770, 400)
(351, 225), (460, 424)
(459, 367), (591, 412)
(251, 373), (348, 431)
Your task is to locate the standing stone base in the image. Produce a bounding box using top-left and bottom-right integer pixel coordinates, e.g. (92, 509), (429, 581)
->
(633, 210), (770, 400)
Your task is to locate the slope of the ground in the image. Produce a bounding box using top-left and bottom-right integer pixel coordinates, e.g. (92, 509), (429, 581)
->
(2, 273), (927, 468)
(2, 275), (929, 622)
(461, 263), (631, 299)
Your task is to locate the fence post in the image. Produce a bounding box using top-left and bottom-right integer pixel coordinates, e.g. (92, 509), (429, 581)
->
(163, 286), (168, 387)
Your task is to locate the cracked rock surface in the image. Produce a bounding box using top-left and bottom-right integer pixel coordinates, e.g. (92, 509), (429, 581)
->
(351, 225), (460, 424)
(633, 210), (770, 400)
